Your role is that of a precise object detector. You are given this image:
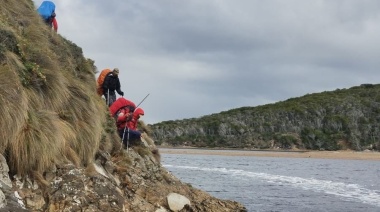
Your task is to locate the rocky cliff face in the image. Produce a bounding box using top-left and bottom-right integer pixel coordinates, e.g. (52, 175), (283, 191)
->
(151, 84), (380, 151)
(0, 137), (246, 211)
(0, 1), (246, 211)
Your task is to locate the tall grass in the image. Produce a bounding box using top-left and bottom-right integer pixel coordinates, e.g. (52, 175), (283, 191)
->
(0, 60), (28, 153)
(8, 110), (73, 176)
(0, 0), (117, 177)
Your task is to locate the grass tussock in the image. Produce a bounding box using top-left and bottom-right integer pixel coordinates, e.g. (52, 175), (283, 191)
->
(22, 25), (59, 70)
(37, 70), (71, 111)
(8, 110), (72, 176)
(64, 146), (81, 167)
(111, 151), (132, 166)
(57, 84), (104, 166)
(101, 113), (125, 155)
(0, 63), (28, 152)
(99, 130), (125, 155)
(5, 52), (25, 74)
(0, 28), (19, 61)
(142, 134), (155, 146)
(69, 121), (100, 166)
(134, 146), (151, 158)
(99, 135), (113, 153)
(138, 120), (153, 136)
(114, 165), (129, 175)
(0, 0), (36, 30)
(32, 171), (49, 188)
(84, 163), (99, 177)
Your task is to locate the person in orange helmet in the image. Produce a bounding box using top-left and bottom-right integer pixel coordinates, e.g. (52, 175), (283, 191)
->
(117, 107), (144, 147)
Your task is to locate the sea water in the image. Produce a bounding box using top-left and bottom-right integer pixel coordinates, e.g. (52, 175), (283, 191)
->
(161, 150), (380, 212)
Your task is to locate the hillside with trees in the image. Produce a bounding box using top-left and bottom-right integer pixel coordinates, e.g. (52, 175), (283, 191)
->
(150, 84), (380, 151)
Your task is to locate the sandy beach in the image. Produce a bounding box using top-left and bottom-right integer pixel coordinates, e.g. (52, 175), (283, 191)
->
(158, 147), (380, 160)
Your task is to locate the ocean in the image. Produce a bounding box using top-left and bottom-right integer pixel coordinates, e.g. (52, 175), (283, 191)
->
(160, 149), (380, 212)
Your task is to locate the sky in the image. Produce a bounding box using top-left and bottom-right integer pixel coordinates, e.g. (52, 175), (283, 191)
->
(32, 0), (380, 124)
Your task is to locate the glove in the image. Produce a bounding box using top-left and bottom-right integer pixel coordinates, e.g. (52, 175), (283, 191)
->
(126, 113), (133, 122)
(120, 91), (124, 96)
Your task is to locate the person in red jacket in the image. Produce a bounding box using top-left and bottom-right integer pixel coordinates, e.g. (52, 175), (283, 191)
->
(126, 108), (144, 130)
(117, 107), (144, 147)
(51, 14), (58, 32)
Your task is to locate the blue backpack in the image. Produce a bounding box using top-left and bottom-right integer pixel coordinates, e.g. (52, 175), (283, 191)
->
(37, 1), (56, 21)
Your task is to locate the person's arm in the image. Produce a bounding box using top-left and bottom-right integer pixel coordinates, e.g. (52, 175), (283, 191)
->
(116, 79), (124, 96)
(52, 18), (58, 32)
(126, 119), (136, 130)
(117, 114), (127, 123)
(132, 120), (138, 131)
(117, 109), (132, 123)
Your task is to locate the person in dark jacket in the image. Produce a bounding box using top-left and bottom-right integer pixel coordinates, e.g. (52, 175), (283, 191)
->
(102, 68), (124, 106)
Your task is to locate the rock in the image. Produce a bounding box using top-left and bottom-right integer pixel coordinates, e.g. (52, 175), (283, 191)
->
(0, 190), (6, 208)
(0, 154), (28, 211)
(167, 193), (190, 211)
(0, 154), (12, 188)
(25, 195), (45, 210)
(155, 206), (168, 212)
(93, 162), (109, 178)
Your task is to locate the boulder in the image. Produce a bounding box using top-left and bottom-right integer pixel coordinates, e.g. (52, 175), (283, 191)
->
(167, 193), (190, 211)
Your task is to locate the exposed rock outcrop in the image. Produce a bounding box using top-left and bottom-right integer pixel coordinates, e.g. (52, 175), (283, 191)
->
(0, 138), (246, 211)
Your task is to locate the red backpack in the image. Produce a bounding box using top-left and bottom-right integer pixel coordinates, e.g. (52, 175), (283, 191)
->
(96, 69), (112, 96)
(109, 98), (136, 117)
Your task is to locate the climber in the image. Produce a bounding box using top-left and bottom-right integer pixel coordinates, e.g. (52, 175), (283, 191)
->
(117, 107), (144, 148)
(102, 68), (124, 106)
(37, 1), (58, 32)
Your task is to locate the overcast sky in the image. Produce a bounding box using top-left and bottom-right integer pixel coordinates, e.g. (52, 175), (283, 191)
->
(32, 0), (380, 124)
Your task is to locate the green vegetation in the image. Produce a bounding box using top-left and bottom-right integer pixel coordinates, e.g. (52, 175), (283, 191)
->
(151, 84), (380, 151)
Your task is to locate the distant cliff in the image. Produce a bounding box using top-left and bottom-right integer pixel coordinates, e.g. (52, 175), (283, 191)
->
(150, 84), (380, 151)
(0, 1), (246, 211)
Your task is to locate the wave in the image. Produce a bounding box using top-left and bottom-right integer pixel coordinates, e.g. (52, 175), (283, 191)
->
(163, 164), (380, 208)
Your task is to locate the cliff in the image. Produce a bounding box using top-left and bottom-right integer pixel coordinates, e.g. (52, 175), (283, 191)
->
(0, 1), (246, 211)
(150, 84), (380, 151)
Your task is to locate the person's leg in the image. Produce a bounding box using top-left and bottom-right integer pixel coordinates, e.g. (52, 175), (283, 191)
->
(108, 93), (117, 106)
(128, 130), (141, 140)
(120, 129), (141, 147)
(103, 93), (109, 105)
(118, 128), (137, 147)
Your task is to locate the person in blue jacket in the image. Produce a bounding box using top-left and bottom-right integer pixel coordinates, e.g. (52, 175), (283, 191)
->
(37, 1), (58, 32)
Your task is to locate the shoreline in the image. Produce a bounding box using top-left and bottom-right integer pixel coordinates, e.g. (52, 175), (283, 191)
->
(158, 147), (380, 160)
